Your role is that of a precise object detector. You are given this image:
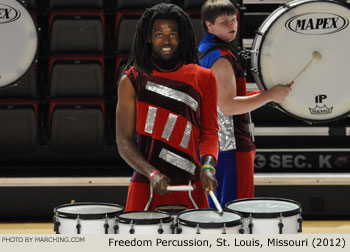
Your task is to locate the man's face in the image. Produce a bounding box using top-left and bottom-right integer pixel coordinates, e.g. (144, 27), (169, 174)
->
(150, 19), (180, 61)
(206, 14), (237, 43)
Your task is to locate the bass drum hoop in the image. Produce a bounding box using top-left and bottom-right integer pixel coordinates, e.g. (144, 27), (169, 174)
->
(177, 209), (242, 228)
(225, 197), (302, 218)
(54, 202), (124, 219)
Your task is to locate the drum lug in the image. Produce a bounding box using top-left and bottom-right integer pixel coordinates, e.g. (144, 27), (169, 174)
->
(114, 217), (119, 234)
(129, 221), (135, 234)
(53, 217), (60, 234)
(238, 48), (251, 60)
(239, 220), (244, 234)
(248, 215), (253, 234)
(297, 214), (303, 233)
(76, 216), (81, 234)
(176, 226), (182, 234)
(282, 2), (291, 8)
(251, 68), (258, 74)
(54, 221), (61, 234)
(278, 214), (284, 234)
(104, 215), (109, 234)
(158, 220), (164, 234)
(53, 211), (60, 234)
(170, 218), (177, 234)
(196, 224), (201, 234)
(255, 30), (264, 36)
(222, 223), (227, 234)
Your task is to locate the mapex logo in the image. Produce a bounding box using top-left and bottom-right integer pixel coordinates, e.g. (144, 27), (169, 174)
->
(0, 4), (21, 24)
(285, 12), (349, 35)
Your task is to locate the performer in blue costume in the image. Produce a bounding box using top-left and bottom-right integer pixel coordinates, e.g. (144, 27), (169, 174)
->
(198, 0), (291, 207)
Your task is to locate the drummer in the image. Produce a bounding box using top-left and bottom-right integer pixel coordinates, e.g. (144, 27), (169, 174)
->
(198, 0), (291, 207)
(116, 3), (219, 211)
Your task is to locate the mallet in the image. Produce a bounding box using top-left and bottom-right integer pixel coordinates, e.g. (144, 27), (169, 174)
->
(209, 191), (223, 216)
(289, 51), (322, 87)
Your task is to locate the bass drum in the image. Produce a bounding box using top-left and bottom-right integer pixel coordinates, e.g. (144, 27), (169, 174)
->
(0, 0), (38, 88)
(251, 0), (350, 123)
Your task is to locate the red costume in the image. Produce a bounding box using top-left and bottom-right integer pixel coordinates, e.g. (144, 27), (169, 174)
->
(124, 63), (219, 211)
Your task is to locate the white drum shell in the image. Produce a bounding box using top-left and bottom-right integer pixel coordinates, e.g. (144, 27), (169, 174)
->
(116, 211), (173, 234)
(225, 198), (302, 234)
(56, 217), (118, 234)
(241, 215), (299, 234)
(117, 222), (172, 234)
(177, 224), (242, 234)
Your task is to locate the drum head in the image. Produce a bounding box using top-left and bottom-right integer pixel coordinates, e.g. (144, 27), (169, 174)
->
(55, 202), (124, 219)
(251, 0), (350, 122)
(117, 211), (172, 224)
(178, 209), (242, 228)
(225, 197), (301, 218)
(155, 204), (188, 215)
(0, 0), (38, 88)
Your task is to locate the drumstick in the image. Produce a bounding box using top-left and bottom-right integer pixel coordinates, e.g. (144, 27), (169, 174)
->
(167, 185), (195, 191)
(289, 51), (322, 87)
(209, 191), (223, 216)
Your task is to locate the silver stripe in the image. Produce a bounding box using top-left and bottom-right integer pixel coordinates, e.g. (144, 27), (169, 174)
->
(144, 106), (157, 134)
(146, 81), (198, 111)
(159, 148), (196, 175)
(161, 113), (178, 141)
(180, 121), (192, 149)
(218, 106), (236, 151)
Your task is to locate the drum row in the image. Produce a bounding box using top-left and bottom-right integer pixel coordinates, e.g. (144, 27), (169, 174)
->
(53, 197), (303, 234)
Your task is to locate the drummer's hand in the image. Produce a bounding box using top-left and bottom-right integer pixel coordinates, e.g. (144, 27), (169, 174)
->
(150, 172), (170, 195)
(200, 169), (218, 194)
(267, 84), (291, 103)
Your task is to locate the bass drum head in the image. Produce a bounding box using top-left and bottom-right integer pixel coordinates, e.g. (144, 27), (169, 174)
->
(225, 197), (301, 218)
(251, 0), (350, 122)
(178, 209), (242, 228)
(55, 202), (124, 219)
(0, 0), (38, 88)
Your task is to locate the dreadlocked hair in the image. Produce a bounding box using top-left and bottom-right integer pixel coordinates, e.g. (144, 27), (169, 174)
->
(124, 3), (199, 75)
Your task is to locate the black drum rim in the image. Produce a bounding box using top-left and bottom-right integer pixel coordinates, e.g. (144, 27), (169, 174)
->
(54, 202), (124, 219)
(177, 209), (242, 228)
(155, 204), (188, 215)
(116, 211), (173, 225)
(225, 197), (302, 218)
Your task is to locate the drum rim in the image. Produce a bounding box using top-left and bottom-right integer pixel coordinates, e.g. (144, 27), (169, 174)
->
(116, 211), (173, 225)
(251, 0), (350, 123)
(177, 209), (242, 228)
(54, 202), (125, 219)
(155, 204), (188, 215)
(224, 197), (302, 218)
(0, 0), (39, 90)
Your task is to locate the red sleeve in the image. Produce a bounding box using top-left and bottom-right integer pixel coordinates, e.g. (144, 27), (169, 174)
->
(199, 70), (219, 162)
